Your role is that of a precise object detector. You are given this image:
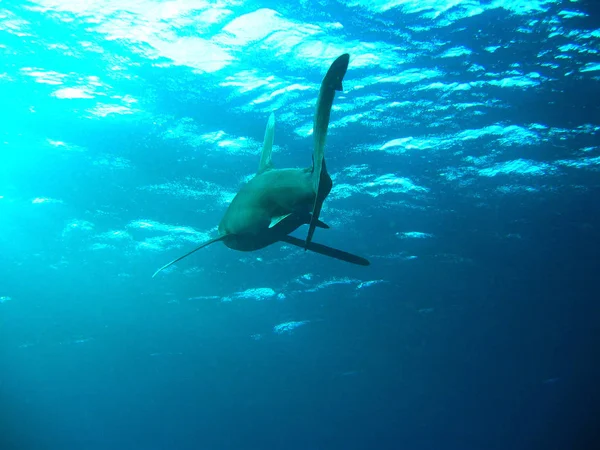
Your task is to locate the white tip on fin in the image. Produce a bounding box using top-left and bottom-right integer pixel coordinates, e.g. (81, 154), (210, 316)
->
(269, 213), (292, 229)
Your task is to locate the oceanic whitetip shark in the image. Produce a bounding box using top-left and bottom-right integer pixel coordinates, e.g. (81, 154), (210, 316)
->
(152, 53), (369, 278)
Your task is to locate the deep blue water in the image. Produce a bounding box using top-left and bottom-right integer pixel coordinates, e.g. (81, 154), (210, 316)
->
(1, 1), (600, 449)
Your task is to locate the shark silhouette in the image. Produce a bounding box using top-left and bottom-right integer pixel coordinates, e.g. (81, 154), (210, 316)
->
(153, 53), (369, 278)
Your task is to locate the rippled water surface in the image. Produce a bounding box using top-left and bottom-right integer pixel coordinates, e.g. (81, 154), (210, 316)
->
(1, 1), (599, 449)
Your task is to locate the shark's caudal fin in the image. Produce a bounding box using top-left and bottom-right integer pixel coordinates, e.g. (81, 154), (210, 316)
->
(306, 53), (350, 249)
(282, 235), (369, 266)
(152, 235), (225, 278)
(258, 112), (275, 173)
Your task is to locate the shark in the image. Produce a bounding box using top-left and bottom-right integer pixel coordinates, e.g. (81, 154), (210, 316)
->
(152, 53), (369, 278)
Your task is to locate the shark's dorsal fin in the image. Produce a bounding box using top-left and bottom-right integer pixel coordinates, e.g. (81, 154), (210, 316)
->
(152, 235), (226, 278)
(258, 112), (275, 174)
(306, 54), (350, 249)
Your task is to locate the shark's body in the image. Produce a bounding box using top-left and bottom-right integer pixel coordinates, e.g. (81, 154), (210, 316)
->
(153, 54), (368, 278)
(219, 168), (316, 251)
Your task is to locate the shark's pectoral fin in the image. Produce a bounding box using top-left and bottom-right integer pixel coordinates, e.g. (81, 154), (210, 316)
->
(306, 193), (323, 248)
(282, 235), (369, 266)
(258, 112), (275, 174)
(269, 213), (292, 229)
(306, 54), (350, 249)
(152, 235), (226, 278)
(306, 159), (331, 248)
(315, 218), (329, 229)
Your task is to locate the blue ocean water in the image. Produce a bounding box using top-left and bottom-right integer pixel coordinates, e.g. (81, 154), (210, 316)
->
(1, 0), (600, 449)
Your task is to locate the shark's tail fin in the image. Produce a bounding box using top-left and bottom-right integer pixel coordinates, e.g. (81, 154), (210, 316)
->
(152, 235), (225, 278)
(306, 53), (350, 249)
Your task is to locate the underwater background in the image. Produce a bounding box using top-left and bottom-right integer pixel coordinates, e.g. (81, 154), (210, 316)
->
(1, 0), (600, 449)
